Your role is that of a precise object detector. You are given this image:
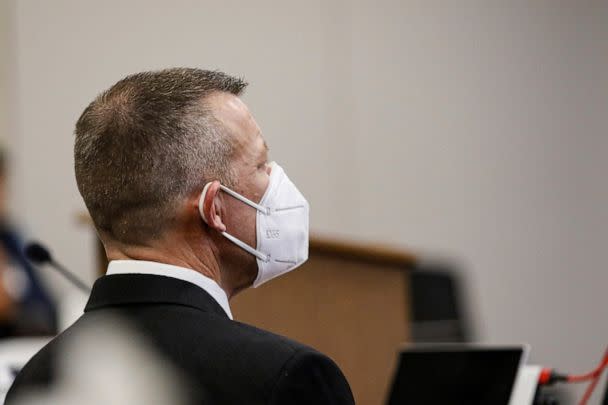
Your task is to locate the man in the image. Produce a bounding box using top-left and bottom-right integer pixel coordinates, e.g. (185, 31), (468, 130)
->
(6, 68), (354, 404)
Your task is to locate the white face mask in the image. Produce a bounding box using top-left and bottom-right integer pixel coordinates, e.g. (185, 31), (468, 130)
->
(198, 162), (309, 287)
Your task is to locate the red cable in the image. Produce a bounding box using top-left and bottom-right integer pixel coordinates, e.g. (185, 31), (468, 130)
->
(576, 347), (608, 405)
(538, 347), (608, 404)
(578, 371), (602, 405)
(568, 349), (608, 383)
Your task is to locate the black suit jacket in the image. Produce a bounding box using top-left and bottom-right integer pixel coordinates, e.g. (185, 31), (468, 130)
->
(6, 274), (355, 404)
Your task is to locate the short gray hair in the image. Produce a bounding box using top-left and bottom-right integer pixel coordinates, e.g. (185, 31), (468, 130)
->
(74, 68), (247, 244)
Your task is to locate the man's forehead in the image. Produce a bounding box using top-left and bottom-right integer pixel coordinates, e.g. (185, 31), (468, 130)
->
(206, 92), (266, 151)
(207, 92), (251, 127)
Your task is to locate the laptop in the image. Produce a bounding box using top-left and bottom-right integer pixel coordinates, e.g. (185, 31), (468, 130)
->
(386, 344), (528, 405)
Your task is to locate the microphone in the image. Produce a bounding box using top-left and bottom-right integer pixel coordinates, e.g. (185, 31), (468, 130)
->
(24, 242), (91, 294)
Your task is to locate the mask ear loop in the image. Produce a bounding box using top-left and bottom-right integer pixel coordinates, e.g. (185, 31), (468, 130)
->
(198, 183), (270, 263)
(218, 185), (271, 215)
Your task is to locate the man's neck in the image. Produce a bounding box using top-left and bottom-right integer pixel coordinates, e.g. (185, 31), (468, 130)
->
(104, 238), (229, 295)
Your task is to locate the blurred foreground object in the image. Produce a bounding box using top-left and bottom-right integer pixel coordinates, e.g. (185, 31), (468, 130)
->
(0, 337), (49, 402)
(8, 314), (190, 405)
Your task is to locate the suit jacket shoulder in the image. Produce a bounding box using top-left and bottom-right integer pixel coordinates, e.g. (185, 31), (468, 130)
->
(6, 274), (355, 405)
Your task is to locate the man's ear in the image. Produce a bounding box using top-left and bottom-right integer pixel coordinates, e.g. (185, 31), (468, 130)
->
(198, 181), (227, 232)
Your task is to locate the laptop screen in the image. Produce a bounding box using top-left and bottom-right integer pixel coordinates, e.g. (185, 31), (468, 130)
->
(387, 345), (525, 405)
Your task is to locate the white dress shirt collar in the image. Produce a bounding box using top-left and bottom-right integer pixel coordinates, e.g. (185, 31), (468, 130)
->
(106, 260), (233, 320)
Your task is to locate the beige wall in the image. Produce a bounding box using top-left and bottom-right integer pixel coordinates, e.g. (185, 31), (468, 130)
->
(0, 0), (9, 144)
(4, 0), (608, 402)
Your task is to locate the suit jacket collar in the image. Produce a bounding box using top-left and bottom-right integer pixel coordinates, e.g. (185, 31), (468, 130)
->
(85, 274), (229, 319)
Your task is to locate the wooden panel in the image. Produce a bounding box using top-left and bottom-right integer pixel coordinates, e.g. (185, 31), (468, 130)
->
(232, 252), (411, 405)
(309, 236), (416, 268)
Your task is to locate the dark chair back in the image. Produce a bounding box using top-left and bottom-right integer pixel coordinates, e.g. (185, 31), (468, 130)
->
(410, 264), (472, 343)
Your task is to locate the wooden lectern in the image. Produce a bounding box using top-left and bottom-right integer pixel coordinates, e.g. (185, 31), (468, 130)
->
(83, 215), (415, 405)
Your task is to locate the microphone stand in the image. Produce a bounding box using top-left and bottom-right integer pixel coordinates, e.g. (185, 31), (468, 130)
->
(48, 259), (91, 294)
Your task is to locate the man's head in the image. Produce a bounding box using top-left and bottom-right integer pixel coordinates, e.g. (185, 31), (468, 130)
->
(75, 68), (271, 293)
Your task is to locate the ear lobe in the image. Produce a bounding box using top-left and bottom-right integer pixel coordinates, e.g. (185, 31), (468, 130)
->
(198, 181), (227, 232)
